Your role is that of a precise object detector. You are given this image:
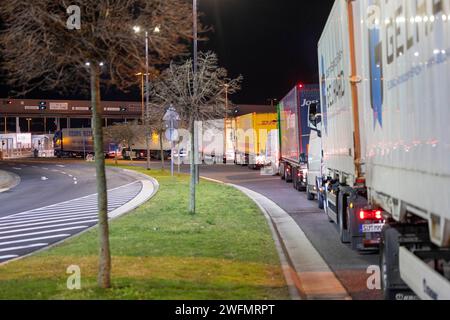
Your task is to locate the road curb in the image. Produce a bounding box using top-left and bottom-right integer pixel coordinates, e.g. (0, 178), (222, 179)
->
(0, 169), (159, 267)
(229, 184), (352, 300)
(0, 169), (21, 193)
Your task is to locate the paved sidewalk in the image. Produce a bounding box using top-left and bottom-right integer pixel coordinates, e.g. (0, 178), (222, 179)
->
(0, 170), (20, 193)
(231, 184), (352, 300)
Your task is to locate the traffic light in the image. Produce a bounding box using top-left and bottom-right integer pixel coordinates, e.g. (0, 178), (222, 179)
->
(39, 101), (47, 110)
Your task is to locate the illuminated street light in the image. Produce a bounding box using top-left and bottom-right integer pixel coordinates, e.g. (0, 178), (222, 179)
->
(133, 25), (161, 170)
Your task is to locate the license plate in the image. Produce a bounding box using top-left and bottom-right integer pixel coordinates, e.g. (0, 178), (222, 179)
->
(361, 223), (384, 233)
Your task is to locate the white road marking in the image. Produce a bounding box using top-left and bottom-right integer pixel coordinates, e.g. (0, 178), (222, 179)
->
(12, 167), (21, 170)
(0, 226), (88, 241)
(0, 234), (70, 247)
(0, 207), (98, 220)
(41, 177), (49, 181)
(0, 220), (98, 235)
(0, 243), (48, 253)
(0, 213), (98, 226)
(0, 215), (98, 230)
(0, 255), (18, 260)
(56, 165), (65, 168)
(0, 181), (142, 263)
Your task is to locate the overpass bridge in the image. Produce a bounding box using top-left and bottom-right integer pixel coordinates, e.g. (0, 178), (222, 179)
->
(0, 98), (142, 134)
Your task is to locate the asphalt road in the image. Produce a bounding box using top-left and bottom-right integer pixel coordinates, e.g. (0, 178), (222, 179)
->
(0, 159), (137, 218)
(193, 164), (383, 300)
(0, 159), (142, 263)
(140, 162), (379, 300)
(0, 158), (383, 299)
(127, 161), (383, 299)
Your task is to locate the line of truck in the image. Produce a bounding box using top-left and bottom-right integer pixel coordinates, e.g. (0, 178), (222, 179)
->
(47, 0), (450, 299)
(231, 0), (450, 301)
(273, 0), (450, 300)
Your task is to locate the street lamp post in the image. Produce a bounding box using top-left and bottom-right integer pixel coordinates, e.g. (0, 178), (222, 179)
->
(193, 0), (199, 183)
(135, 72), (145, 123)
(145, 30), (151, 171)
(134, 26), (160, 171)
(223, 84), (229, 164)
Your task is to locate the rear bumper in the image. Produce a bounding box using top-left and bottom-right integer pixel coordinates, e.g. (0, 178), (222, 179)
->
(352, 235), (381, 251)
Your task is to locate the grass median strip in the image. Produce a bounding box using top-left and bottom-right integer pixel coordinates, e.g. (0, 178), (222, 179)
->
(0, 166), (289, 300)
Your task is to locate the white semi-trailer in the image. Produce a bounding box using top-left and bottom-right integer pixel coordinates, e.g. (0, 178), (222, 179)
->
(318, 0), (450, 300)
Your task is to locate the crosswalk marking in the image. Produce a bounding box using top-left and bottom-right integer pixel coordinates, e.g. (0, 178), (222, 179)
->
(0, 181), (142, 263)
(0, 208), (99, 220)
(0, 226), (89, 241)
(0, 219), (98, 235)
(0, 255), (18, 260)
(0, 212), (98, 225)
(0, 234), (71, 246)
(0, 216), (97, 230)
(0, 243), (48, 253)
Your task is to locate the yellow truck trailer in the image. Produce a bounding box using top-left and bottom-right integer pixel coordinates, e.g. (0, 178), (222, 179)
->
(234, 113), (277, 169)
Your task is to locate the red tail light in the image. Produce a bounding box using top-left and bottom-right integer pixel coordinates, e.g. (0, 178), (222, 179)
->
(359, 209), (383, 221)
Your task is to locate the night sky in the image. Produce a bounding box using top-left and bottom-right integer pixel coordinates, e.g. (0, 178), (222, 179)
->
(0, 0), (335, 105)
(200, 0), (335, 104)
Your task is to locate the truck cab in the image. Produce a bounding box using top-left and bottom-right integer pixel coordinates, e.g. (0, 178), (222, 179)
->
(306, 103), (323, 203)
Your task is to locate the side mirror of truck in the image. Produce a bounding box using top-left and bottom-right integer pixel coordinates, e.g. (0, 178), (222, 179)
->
(308, 103), (322, 136)
(308, 103), (320, 126)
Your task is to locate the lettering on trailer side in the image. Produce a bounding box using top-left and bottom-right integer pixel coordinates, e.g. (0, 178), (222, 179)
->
(366, 0), (449, 127)
(384, 0), (449, 66)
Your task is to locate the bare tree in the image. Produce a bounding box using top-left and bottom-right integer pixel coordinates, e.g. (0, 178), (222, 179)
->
(0, 0), (201, 288)
(105, 121), (141, 164)
(151, 52), (242, 214)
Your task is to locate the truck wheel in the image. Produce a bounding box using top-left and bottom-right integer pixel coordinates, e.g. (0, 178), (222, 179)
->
(292, 167), (297, 189)
(318, 192), (324, 209)
(306, 186), (315, 201)
(338, 193), (351, 243)
(285, 166), (292, 183)
(348, 205), (359, 250)
(380, 226), (400, 300)
(279, 164), (285, 180)
(379, 226), (417, 300)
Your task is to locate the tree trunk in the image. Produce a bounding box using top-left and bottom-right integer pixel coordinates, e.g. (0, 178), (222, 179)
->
(160, 131), (165, 170)
(189, 119), (196, 214)
(90, 65), (111, 289)
(194, 120), (200, 185)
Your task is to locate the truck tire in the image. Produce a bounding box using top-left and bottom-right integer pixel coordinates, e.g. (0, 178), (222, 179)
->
(317, 180), (324, 209)
(379, 225), (417, 300)
(318, 192), (324, 209)
(285, 165), (293, 183)
(279, 163), (285, 180)
(306, 185), (315, 201)
(338, 192), (351, 244)
(292, 167), (298, 189)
